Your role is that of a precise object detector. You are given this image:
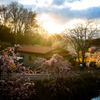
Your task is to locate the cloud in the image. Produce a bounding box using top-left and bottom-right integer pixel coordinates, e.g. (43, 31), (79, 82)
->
(51, 0), (81, 6)
(51, 0), (66, 6)
(0, 0), (18, 5)
(36, 4), (100, 25)
(65, 0), (100, 10)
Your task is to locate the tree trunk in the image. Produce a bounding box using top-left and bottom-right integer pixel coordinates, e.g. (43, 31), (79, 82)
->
(82, 51), (85, 68)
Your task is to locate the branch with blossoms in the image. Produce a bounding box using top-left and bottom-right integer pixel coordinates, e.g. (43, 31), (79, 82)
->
(38, 54), (76, 79)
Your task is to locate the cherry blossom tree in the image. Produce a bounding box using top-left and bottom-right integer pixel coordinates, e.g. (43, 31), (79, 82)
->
(0, 45), (36, 100)
(35, 54), (76, 79)
(35, 54), (76, 97)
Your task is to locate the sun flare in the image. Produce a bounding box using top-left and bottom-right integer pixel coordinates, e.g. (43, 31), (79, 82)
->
(43, 21), (63, 34)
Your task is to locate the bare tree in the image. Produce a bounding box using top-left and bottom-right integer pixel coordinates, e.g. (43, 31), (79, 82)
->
(6, 2), (38, 34)
(23, 9), (37, 35)
(0, 5), (10, 26)
(65, 20), (98, 67)
(7, 2), (26, 34)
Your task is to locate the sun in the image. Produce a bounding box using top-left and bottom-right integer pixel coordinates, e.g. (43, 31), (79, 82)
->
(37, 14), (64, 35)
(43, 21), (63, 34)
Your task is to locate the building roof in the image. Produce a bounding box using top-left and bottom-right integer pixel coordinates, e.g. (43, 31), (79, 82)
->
(17, 45), (56, 54)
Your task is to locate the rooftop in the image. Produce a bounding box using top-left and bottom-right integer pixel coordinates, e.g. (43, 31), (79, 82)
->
(17, 45), (56, 54)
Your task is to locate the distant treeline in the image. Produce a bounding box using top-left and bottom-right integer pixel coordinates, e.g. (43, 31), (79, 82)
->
(0, 25), (63, 46)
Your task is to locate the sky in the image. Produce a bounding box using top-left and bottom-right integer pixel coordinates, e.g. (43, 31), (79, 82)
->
(0, 0), (100, 34)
